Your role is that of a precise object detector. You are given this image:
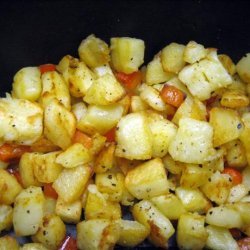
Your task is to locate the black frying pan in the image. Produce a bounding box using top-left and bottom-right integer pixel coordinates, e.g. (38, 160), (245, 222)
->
(0, 0), (250, 249)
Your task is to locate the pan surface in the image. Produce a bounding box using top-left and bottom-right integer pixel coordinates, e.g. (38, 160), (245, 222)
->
(0, 0), (250, 249)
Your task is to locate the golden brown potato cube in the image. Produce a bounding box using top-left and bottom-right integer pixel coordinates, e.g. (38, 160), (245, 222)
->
(77, 104), (123, 135)
(146, 53), (175, 85)
(209, 107), (244, 147)
(33, 151), (63, 183)
(221, 90), (249, 108)
(78, 34), (110, 68)
(44, 99), (76, 150)
(13, 186), (45, 236)
(206, 206), (243, 228)
(84, 74), (125, 105)
(0, 205), (13, 233)
(205, 225), (239, 250)
(115, 112), (152, 160)
(218, 54), (236, 76)
(77, 219), (120, 250)
(125, 158), (169, 199)
(110, 37), (145, 74)
(0, 169), (22, 205)
(94, 143), (115, 173)
(183, 41), (207, 64)
(201, 171), (233, 205)
(180, 164), (211, 188)
(240, 112), (250, 165)
(30, 136), (60, 153)
(233, 202), (250, 226)
(132, 200), (175, 248)
(236, 53), (250, 84)
(85, 184), (121, 220)
(176, 187), (211, 213)
(177, 213), (208, 250)
(117, 219), (149, 247)
(55, 143), (92, 168)
(130, 95), (149, 112)
(225, 140), (247, 168)
(227, 184), (248, 203)
(162, 154), (185, 175)
(0, 236), (19, 250)
(32, 215), (66, 250)
(55, 198), (82, 224)
(88, 133), (106, 156)
(53, 165), (91, 203)
(12, 66), (42, 101)
(44, 197), (56, 216)
(19, 153), (42, 188)
(40, 71), (71, 109)
(161, 42), (186, 74)
(95, 172), (124, 202)
(150, 194), (186, 220)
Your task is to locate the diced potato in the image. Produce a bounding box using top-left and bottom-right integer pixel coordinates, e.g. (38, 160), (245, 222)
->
(176, 187), (211, 213)
(132, 200), (175, 248)
(40, 71), (71, 109)
(236, 53), (250, 84)
(0, 236), (19, 250)
(177, 213), (208, 250)
(227, 184), (248, 203)
(221, 90), (249, 108)
(240, 112), (250, 165)
(139, 84), (167, 111)
(55, 198), (82, 224)
(30, 136), (60, 153)
(150, 194), (186, 220)
(162, 154), (185, 174)
(209, 107), (243, 147)
(12, 66), (42, 101)
(0, 96), (43, 145)
(172, 96), (208, 125)
(78, 34), (110, 68)
(77, 104), (123, 135)
(225, 140), (247, 168)
(205, 225), (239, 250)
(0, 169), (23, 205)
(19, 152), (42, 188)
(77, 219), (120, 250)
(85, 184), (121, 220)
(120, 183), (135, 207)
(0, 205), (13, 233)
(161, 42), (186, 74)
(125, 158), (169, 199)
(184, 41), (207, 64)
(146, 53), (175, 85)
(117, 219), (149, 247)
(115, 112), (153, 160)
(202, 148), (225, 172)
(84, 74), (125, 105)
(206, 205), (243, 228)
(55, 143), (91, 168)
(88, 133), (106, 156)
(168, 118), (215, 164)
(147, 112), (177, 157)
(93, 64), (114, 77)
(44, 99), (76, 150)
(33, 151), (63, 183)
(201, 171), (233, 205)
(94, 143), (115, 173)
(218, 54), (236, 75)
(44, 197), (56, 216)
(180, 164), (211, 188)
(95, 172), (124, 202)
(130, 95), (149, 112)
(110, 37), (145, 74)
(71, 102), (88, 122)
(32, 215), (66, 250)
(242, 166), (250, 191)
(53, 165), (91, 203)
(232, 203), (250, 232)
(20, 243), (49, 250)
(13, 186), (45, 236)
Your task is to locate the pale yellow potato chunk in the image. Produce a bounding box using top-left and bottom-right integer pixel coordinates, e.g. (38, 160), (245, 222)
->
(236, 53), (250, 83)
(0, 96), (43, 145)
(12, 66), (42, 101)
(184, 41), (207, 64)
(115, 112), (152, 160)
(168, 118), (215, 164)
(21, 243), (49, 250)
(0, 205), (13, 233)
(0, 236), (19, 250)
(110, 37), (145, 74)
(218, 54), (236, 75)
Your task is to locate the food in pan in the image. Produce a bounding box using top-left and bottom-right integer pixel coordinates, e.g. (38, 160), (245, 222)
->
(0, 34), (250, 249)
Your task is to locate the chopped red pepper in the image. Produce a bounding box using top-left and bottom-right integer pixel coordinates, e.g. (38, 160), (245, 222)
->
(222, 167), (242, 185)
(39, 64), (56, 74)
(0, 143), (31, 162)
(58, 236), (77, 250)
(160, 85), (185, 108)
(72, 130), (93, 149)
(43, 183), (58, 199)
(104, 127), (116, 142)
